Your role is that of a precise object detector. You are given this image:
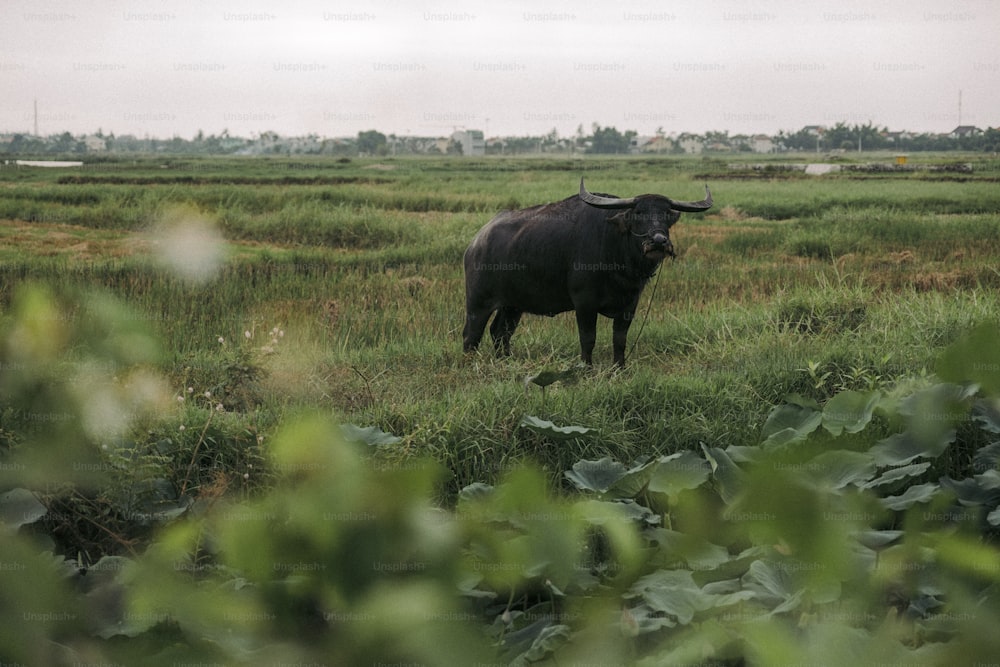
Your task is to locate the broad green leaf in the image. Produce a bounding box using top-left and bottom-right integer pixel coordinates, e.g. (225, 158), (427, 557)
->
(457, 482), (494, 504)
(647, 528), (732, 571)
(630, 569), (751, 626)
(648, 451), (711, 496)
(882, 383), (976, 464)
(870, 430), (956, 467)
(520, 415), (595, 441)
(864, 462), (931, 488)
(973, 440), (1000, 473)
(564, 457), (626, 493)
(762, 403), (822, 447)
(853, 530), (904, 551)
(972, 398), (1000, 434)
(701, 445), (745, 505)
(939, 474), (1000, 506)
(607, 457), (658, 498)
(804, 450), (876, 491)
(822, 390), (881, 436)
(520, 623), (572, 661)
(577, 498), (659, 526)
(879, 482), (939, 510)
(936, 321), (1000, 396)
(742, 559), (796, 604)
(988, 507), (1000, 526)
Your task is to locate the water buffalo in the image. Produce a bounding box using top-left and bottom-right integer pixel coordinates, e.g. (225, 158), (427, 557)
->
(462, 178), (712, 366)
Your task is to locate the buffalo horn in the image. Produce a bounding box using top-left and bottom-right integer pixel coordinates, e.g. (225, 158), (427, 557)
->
(666, 185), (713, 212)
(578, 178), (638, 208)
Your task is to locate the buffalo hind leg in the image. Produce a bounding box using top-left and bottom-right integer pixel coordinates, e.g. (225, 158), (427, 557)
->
(463, 305), (494, 353)
(575, 309), (599, 365)
(490, 307), (522, 357)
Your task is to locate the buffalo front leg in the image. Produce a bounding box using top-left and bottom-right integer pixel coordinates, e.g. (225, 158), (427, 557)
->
(575, 309), (599, 365)
(490, 307), (522, 357)
(612, 312), (635, 367)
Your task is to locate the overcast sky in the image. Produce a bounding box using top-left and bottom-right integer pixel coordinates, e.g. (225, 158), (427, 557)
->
(2, 0), (997, 139)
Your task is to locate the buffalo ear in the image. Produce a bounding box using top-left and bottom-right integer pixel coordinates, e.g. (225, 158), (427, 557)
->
(607, 211), (630, 234)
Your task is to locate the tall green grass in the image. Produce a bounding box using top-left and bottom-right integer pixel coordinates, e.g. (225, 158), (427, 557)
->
(2, 155), (999, 495)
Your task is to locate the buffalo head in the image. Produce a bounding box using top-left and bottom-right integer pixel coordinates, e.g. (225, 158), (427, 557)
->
(579, 178), (713, 262)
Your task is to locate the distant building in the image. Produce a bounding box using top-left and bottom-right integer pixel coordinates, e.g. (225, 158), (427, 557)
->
(84, 135), (107, 151)
(677, 133), (704, 154)
(949, 125), (981, 139)
(451, 130), (485, 156)
(629, 135), (674, 154)
(751, 134), (775, 153)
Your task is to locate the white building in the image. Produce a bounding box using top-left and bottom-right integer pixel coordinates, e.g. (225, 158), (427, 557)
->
(451, 130), (485, 156)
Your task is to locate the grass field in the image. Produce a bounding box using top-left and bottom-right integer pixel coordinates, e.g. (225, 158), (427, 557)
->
(5, 153), (1000, 663)
(3, 153), (1000, 497)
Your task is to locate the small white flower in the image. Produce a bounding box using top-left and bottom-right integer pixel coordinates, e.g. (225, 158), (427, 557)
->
(243, 472), (250, 481)
(244, 330), (252, 339)
(176, 395), (185, 403)
(187, 387), (194, 394)
(218, 336), (225, 344)
(204, 391), (212, 398)
(215, 403), (224, 412)
(179, 424), (186, 431)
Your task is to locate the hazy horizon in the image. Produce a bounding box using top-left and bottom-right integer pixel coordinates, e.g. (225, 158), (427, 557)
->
(3, 0), (997, 140)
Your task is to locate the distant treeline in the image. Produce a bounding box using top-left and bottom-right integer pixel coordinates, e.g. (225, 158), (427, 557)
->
(2, 121), (998, 157)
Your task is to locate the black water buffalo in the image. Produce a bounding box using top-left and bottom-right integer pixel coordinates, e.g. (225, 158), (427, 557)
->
(462, 178), (713, 366)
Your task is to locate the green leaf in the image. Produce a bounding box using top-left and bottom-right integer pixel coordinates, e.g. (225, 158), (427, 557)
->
(629, 569), (752, 626)
(523, 365), (579, 389)
(864, 462), (931, 488)
(803, 450), (876, 491)
(340, 423), (402, 446)
(647, 451), (711, 496)
(761, 403), (822, 447)
(519, 623), (572, 662)
(457, 482), (494, 504)
(564, 457), (626, 493)
(879, 482), (939, 510)
(647, 528), (733, 571)
(741, 560), (799, 609)
(822, 390), (881, 436)
(853, 530), (904, 551)
(519, 415), (595, 441)
(988, 507), (1000, 526)
(0, 488), (47, 534)
(939, 474), (1000, 506)
(701, 445), (746, 505)
(973, 398), (1000, 434)
(606, 457), (659, 498)
(973, 440), (1000, 473)
(936, 321), (1000, 396)
(870, 429), (956, 467)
